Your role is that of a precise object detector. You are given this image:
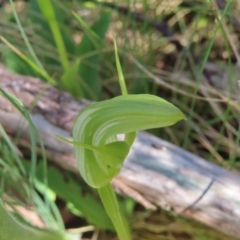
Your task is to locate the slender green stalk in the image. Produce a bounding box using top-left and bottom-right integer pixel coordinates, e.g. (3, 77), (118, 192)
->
(114, 40), (136, 154)
(98, 184), (131, 240)
(38, 0), (69, 70)
(114, 39), (128, 95)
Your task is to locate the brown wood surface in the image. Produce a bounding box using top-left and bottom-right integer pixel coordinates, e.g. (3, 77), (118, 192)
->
(0, 65), (240, 238)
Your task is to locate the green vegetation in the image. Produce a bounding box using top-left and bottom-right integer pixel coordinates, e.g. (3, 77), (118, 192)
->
(0, 0), (239, 239)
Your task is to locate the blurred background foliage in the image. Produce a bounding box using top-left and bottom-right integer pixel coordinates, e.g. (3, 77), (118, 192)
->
(0, 0), (239, 239)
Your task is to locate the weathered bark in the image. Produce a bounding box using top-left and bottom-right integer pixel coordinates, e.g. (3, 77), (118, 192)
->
(0, 65), (240, 238)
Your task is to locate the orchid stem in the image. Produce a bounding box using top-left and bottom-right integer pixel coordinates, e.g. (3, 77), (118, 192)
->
(98, 184), (131, 240)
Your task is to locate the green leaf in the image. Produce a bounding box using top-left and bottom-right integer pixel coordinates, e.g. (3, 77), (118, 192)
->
(97, 141), (130, 167)
(3, 49), (40, 77)
(76, 11), (111, 100)
(35, 162), (114, 231)
(60, 59), (83, 98)
(0, 200), (70, 240)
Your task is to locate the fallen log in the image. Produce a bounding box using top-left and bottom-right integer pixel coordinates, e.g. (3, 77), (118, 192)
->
(0, 65), (240, 238)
